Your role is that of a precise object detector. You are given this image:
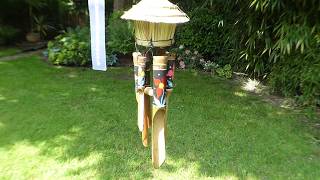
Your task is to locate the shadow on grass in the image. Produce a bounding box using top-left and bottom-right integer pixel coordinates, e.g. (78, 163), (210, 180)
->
(0, 57), (319, 179)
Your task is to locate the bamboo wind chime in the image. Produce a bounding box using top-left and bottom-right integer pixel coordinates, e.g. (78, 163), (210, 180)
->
(121, 0), (189, 168)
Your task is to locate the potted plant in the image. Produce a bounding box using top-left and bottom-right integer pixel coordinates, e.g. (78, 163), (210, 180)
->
(33, 16), (54, 39)
(25, 0), (46, 42)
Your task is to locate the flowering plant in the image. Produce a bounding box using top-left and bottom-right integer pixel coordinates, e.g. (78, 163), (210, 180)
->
(171, 45), (203, 69)
(200, 59), (219, 73)
(169, 45), (233, 79)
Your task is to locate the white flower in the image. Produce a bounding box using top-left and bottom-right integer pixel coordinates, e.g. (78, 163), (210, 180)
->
(194, 50), (199, 55)
(179, 45), (184, 49)
(185, 50), (191, 55)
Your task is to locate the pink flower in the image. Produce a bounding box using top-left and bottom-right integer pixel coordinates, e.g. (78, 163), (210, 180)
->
(179, 61), (186, 69)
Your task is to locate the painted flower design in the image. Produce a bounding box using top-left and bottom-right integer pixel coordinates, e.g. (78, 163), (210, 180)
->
(154, 78), (166, 99)
(137, 66), (145, 88)
(167, 69), (174, 77)
(166, 63), (175, 89)
(153, 71), (167, 108)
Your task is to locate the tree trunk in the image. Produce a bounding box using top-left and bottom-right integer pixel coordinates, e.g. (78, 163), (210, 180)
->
(113, 0), (125, 11)
(113, 0), (133, 11)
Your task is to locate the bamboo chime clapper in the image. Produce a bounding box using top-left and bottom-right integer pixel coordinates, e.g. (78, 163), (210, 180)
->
(133, 53), (151, 147)
(122, 0), (189, 168)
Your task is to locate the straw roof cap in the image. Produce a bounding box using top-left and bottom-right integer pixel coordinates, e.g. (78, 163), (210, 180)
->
(121, 0), (189, 24)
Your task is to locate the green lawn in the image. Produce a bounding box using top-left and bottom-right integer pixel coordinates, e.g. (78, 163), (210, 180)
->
(0, 48), (20, 58)
(0, 56), (319, 179)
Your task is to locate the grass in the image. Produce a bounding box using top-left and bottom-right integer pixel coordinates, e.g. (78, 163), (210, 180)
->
(0, 47), (20, 58)
(0, 56), (319, 179)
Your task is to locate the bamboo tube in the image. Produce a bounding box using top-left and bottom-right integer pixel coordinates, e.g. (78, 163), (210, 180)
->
(152, 107), (166, 168)
(138, 92), (145, 131)
(142, 55), (152, 147)
(164, 54), (176, 139)
(164, 90), (172, 140)
(137, 56), (147, 132)
(145, 54), (152, 129)
(133, 52), (141, 102)
(142, 94), (149, 147)
(166, 54), (176, 90)
(152, 56), (168, 168)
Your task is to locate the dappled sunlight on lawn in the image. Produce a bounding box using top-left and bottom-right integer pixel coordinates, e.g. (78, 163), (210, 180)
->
(0, 61), (8, 65)
(0, 94), (19, 103)
(0, 141), (102, 179)
(68, 73), (78, 78)
(0, 56), (319, 179)
(53, 66), (63, 69)
(154, 156), (259, 179)
(0, 94), (6, 101)
(0, 122), (4, 129)
(7, 99), (19, 103)
(153, 159), (201, 178)
(90, 87), (98, 92)
(234, 91), (247, 97)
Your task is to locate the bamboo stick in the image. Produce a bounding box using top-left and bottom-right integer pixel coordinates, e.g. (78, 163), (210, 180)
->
(164, 54), (176, 138)
(137, 56), (147, 132)
(132, 52), (141, 103)
(152, 56), (168, 168)
(142, 55), (152, 147)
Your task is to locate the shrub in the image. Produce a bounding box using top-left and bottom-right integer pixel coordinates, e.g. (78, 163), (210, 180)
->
(106, 54), (118, 66)
(0, 25), (20, 45)
(216, 64), (233, 79)
(269, 52), (320, 106)
(47, 26), (90, 66)
(47, 26), (119, 67)
(107, 11), (135, 55)
(175, 7), (232, 65)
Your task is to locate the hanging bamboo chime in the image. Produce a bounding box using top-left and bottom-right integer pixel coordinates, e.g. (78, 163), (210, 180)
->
(121, 0), (189, 168)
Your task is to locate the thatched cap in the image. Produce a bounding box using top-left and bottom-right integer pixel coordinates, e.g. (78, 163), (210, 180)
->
(121, 0), (189, 24)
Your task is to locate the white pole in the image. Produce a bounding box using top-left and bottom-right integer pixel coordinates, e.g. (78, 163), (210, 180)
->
(88, 0), (107, 71)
